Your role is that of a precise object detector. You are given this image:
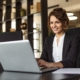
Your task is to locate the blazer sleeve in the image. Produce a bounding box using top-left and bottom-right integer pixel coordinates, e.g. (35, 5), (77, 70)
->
(76, 43), (80, 67)
(60, 36), (79, 68)
(76, 46), (80, 68)
(40, 37), (49, 61)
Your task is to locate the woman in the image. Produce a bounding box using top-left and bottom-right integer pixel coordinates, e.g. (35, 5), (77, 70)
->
(38, 8), (79, 68)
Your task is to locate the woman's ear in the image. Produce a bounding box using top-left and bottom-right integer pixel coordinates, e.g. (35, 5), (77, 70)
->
(65, 21), (67, 25)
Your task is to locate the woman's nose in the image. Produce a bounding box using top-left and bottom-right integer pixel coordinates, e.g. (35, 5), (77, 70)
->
(52, 23), (56, 27)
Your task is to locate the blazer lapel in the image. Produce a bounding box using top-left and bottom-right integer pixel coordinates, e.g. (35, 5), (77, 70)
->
(62, 33), (70, 60)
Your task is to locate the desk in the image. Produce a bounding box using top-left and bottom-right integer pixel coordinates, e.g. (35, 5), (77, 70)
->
(0, 71), (80, 80)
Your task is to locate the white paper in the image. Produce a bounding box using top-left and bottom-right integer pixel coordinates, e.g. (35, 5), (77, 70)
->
(53, 68), (80, 74)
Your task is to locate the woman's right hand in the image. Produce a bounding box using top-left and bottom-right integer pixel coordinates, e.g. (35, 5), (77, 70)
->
(37, 59), (53, 68)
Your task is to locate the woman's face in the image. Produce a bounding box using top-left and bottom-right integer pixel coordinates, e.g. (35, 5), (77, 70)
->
(49, 15), (64, 34)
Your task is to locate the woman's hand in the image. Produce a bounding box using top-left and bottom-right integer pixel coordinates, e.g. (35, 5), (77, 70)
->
(37, 59), (53, 68)
(37, 59), (63, 68)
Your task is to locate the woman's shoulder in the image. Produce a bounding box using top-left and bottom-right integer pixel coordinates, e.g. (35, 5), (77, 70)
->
(45, 35), (55, 41)
(44, 35), (55, 45)
(65, 32), (80, 40)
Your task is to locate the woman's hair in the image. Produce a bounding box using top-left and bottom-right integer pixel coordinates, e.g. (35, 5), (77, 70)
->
(48, 7), (69, 30)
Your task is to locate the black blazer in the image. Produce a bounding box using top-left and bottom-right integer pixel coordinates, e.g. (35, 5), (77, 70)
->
(40, 32), (79, 68)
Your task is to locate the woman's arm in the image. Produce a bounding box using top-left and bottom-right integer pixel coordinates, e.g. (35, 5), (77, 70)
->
(38, 59), (63, 68)
(40, 37), (49, 61)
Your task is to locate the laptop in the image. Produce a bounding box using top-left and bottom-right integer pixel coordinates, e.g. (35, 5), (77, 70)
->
(0, 40), (58, 73)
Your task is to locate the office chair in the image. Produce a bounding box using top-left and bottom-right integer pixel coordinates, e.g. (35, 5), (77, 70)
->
(67, 27), (80, 68)
(0, 31), (23, 42)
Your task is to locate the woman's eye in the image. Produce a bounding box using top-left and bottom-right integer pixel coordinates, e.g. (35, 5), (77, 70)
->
(50, 22), (53, 24)
(56, 21), (60, 23)
(50, 21), (61, 24)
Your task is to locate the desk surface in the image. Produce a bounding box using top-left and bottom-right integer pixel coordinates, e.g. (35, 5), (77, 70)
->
(0, 71), (80, 80)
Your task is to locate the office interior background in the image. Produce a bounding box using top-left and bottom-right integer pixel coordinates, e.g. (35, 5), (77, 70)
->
(0, 0), (80, 58)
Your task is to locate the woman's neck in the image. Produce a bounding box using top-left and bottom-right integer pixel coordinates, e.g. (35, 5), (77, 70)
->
(55, 31), (65, 39)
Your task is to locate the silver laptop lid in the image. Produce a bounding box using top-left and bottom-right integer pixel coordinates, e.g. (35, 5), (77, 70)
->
(0, 40), (41, 73)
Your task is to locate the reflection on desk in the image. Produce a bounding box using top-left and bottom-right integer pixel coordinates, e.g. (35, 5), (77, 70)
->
(0, 71), (80, 80)
(0, 72), (41, 80)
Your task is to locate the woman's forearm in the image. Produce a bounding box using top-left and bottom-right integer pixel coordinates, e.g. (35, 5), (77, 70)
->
(50, 62), (63, 68)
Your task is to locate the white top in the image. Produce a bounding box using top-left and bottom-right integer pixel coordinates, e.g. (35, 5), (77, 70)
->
(52, 33), (65, 62)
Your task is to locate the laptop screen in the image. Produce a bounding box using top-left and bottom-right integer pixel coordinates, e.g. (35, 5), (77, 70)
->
(0, 40), (40, 73)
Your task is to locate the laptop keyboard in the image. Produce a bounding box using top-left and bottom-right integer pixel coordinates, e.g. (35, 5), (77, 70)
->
(39, 67), (47, 70)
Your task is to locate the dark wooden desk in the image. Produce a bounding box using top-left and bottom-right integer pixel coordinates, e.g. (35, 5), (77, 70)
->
(0, 71), (80, 80)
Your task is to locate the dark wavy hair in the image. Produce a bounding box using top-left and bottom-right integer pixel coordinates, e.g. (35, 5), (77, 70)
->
(48, 7), (69, 30)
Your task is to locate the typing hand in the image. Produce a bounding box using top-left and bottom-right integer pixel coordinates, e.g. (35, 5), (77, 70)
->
(36, 58), (40, 61)
(38, 59), (53, 68)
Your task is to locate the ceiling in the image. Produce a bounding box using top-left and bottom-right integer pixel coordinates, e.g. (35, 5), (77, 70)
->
(48, 0), (80, 11)
(21, 0), (80, 12)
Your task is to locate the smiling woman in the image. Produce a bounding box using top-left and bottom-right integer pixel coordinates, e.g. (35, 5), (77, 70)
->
(48, 0), (80, 29)
(48, 8), (69, 36)
(37, 7), (79, 68)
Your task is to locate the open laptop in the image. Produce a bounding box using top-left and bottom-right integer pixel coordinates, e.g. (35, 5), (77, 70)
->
(0, 40), (58, 73)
